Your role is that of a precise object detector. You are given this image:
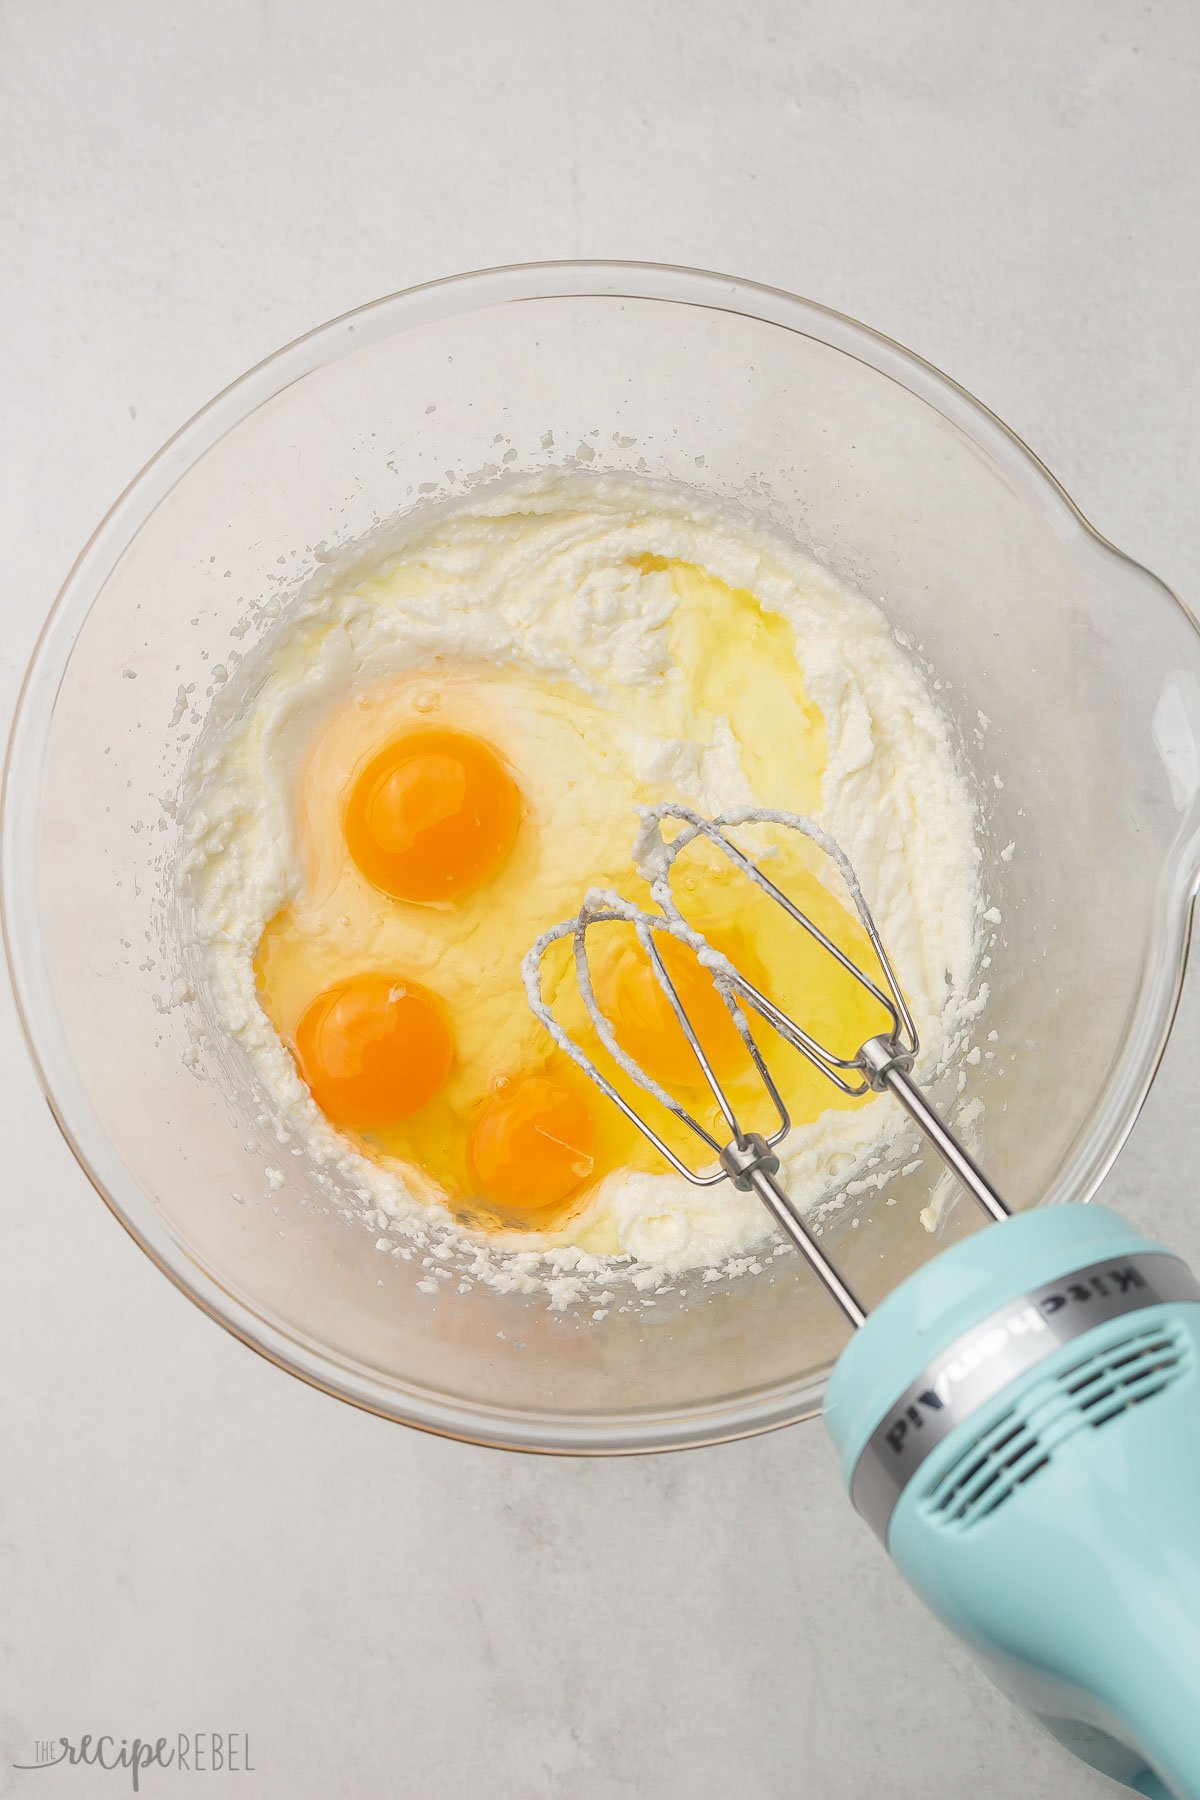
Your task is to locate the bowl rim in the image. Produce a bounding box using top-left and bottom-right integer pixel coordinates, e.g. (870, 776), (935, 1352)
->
(5, 258), (1200, 1454)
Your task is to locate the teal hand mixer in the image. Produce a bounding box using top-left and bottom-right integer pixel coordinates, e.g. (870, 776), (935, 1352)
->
(526, 805), (1200, 1799)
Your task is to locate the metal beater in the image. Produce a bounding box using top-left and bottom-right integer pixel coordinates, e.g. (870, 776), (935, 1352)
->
(523, 802), (1009, 1328)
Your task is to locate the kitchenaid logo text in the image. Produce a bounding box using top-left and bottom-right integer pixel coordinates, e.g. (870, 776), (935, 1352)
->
(13, 1734), (255, 1790)
(883, 1262), (1150, 1456)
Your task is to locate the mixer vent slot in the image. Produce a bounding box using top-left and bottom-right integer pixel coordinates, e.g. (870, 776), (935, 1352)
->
(922, 1322), (1191, 1532)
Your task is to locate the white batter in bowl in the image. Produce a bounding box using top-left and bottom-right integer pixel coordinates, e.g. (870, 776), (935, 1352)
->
(180, 470), (981, 1304)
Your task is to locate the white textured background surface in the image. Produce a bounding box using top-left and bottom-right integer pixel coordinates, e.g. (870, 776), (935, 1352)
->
(3, 2), (1199, 1794)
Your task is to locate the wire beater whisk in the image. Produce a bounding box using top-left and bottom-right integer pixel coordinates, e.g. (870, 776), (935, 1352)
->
(523, 806), (1008, 1329)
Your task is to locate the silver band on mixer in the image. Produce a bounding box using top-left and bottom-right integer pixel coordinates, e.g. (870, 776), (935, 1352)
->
(848, 1251), (1200, 1541)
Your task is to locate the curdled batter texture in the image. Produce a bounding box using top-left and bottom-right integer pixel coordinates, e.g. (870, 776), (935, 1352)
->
(181, 472), (980, 1303)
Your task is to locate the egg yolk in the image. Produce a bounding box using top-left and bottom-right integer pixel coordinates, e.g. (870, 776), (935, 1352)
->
(599, 933), (751, 1090)
(292, 972), (453, 1131)
(467, 1075), (596, 1214)
(344, 727), (521, 903)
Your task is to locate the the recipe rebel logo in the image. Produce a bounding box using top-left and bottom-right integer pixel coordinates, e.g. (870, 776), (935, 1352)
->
(12, 1733), (255, 1790)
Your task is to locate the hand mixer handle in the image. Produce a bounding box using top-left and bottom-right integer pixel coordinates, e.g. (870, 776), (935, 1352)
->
(902, 1383), (1200, 1797)
(827, 1204), (1200, 1799)
(1071, 1539), (1200, 1800)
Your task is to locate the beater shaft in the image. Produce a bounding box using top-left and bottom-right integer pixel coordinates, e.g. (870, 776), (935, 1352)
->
(859, 1037), (1009, 1225)
(721, 1133), (868, 1326)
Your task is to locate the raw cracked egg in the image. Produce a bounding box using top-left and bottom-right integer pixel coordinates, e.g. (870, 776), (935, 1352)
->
(252, 559), (892, 1238)
(344, 727), (522, 903)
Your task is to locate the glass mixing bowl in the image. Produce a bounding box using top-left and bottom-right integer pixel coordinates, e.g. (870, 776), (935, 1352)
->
(6, 262), (1200, 1451)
